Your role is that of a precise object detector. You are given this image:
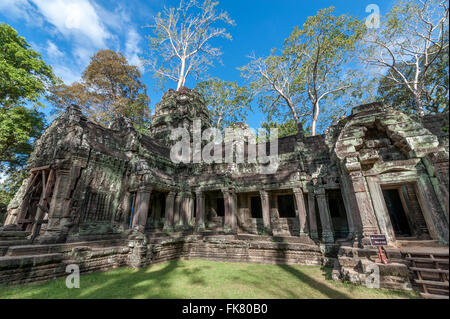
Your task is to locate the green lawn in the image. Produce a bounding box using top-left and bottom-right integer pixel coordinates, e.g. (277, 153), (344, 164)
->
(0, 259), (420, 299)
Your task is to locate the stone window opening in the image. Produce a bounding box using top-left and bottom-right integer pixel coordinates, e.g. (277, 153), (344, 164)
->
(216, 197), (225, 217)
(250, 196), (262, 219)
(277, 194), (296, 218)
(82, 190), (112, 222)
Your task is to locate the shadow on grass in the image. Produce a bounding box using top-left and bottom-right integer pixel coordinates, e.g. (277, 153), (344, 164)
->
(278, 264), (350, 299)
(319, 265), (421, 299)
(0, 260), (420, 299)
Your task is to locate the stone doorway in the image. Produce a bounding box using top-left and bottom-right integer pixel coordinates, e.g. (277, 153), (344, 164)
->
(381, 185), (430, 240)
(147, 191), (167, 231)
(204, 191), (225, 228)
(326, 190), (349, 239)
(382, 189), (411, 237)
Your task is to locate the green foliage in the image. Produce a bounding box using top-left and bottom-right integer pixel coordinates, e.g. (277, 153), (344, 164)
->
(49, 50), (151, 130)
(0, 106), (45, 170)
(0, 107), (44, 213)
(0, 168), (28, 223)
(0, 23), (56, 109)
(195, 78), (253, 131)
(284, 7), (367, 135)
(240, 7), (368, 136)
(261, 119), (299, 138)
(0, 24), (52, 212)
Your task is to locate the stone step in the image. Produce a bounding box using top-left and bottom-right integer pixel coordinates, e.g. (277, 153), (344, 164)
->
(421, 293), (449, 299)
(0, 231), (30, 239)
(0, 253), (64, 270)
(406, 257), (449, 264)
(415, 279), (449, 287)
(410, 267), (449, 274)
(0, 239), (32, 247)
(4, 239), (128, 257)
(396, 240), (444, 248)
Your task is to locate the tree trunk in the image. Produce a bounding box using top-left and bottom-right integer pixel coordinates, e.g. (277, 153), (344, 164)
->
(311, 101), (320, 136)
(177, 58), (186, 91)
(414, 92), (425, 116)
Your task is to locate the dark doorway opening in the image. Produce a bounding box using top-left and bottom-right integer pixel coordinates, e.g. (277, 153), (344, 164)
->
(315, 197), (322, 238)
(382, 189), (411, 237)
(327, 190), (349, 239)
(278, 194), (296, 218)
(216, 198), (225, 217)
(250, 196), (262, 218)
(160, 193), (166, 218)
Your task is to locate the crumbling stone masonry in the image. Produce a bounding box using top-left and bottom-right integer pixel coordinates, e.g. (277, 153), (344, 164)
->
(1, 88), (448, 293)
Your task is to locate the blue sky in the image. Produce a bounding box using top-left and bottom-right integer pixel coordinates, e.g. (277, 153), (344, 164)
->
(0, 0), (396, 128)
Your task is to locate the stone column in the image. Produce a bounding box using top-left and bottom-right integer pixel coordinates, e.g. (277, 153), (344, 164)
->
(350, 172), (380, 244)
(293, 187), (309, 236)
(189, 195), (195, 225)
(223, 189), (231, 229)
(316, 189), (334, 243)
(230, 190), (238, 231)
(173, 193), (182, 228)
(132, 186), (152, 232)
(164, 192), (176, 229)
(181, 193), (192, 227)
(260, 190), (271, 231)
(195, 190), (205, 229)
(39, 169), (72, 243)
(415, 175), (449, 244)
(308, 192), (319, 240)
(339, 173), (358, 241)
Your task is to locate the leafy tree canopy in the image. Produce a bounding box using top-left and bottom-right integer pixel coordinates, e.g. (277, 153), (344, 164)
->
(0, 23), (56, 109)
(195, 78), (252, 132)
(49, 50), (151, 133)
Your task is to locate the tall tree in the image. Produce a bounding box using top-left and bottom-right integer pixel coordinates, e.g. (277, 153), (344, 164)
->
(0, 23), (56, 109)
(0, 23), (53, 214)
(363, 0), (449, 115)
(239, 51), (307, 134)
(0, 107), (45, 171)
(377, 31), (449, 114)
(49, 50), (151, 131)
(145, 0), (235, 91)
(195, 78), (252, 132)
(284, 7), (366, 136)
(240, 7), (366, 136)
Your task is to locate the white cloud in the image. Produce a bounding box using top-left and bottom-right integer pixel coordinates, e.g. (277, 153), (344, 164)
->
(125, 28), (144, 70)
(1, 0), (148, 82)
(46, 40), (64, 59)
(0, 0), (43, 26)
(29, 0), (111, 48)
(53, 65), (81, 85)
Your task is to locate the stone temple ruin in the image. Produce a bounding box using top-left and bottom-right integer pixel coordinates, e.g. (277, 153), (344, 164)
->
(0, 88), (448, 298)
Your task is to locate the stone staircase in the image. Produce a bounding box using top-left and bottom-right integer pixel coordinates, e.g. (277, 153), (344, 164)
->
(396, 238), (443, 248)
(404, 250), (449, 299)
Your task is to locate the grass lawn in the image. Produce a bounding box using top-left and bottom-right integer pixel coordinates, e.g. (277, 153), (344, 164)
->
(0, 259), (420, 299)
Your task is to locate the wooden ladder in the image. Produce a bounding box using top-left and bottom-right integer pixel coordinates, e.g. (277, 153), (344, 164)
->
(405, 252), (449, 299)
